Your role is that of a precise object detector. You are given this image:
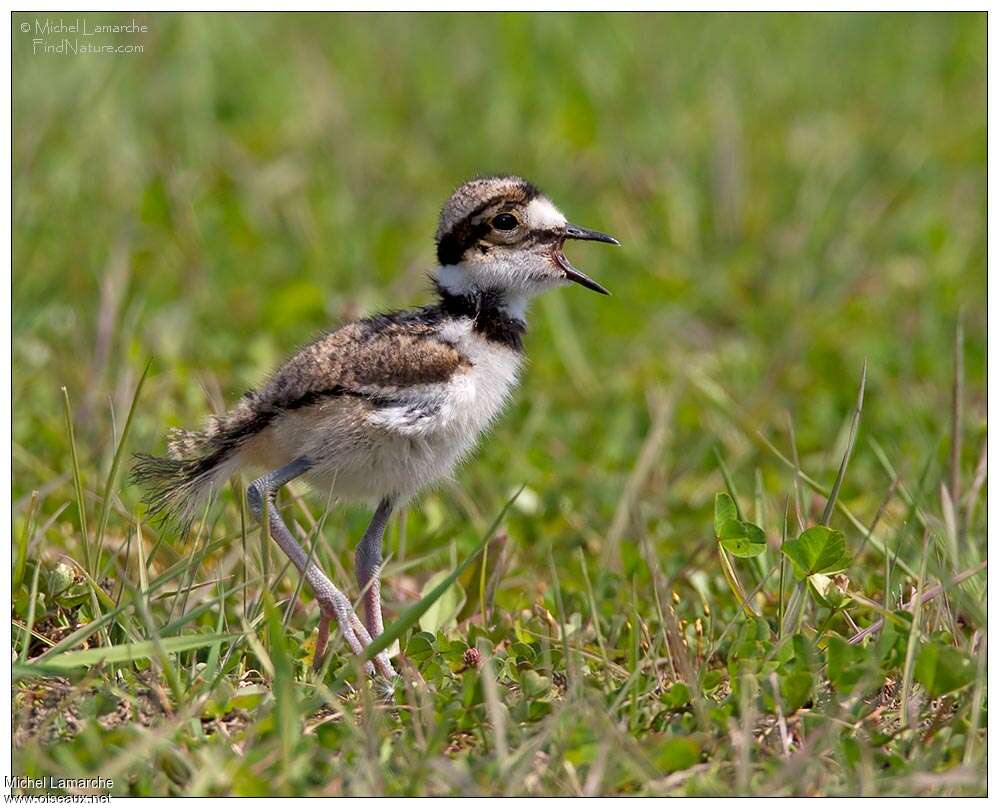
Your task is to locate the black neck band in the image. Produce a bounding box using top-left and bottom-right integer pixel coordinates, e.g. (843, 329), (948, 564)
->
(434, 281), (526, 351)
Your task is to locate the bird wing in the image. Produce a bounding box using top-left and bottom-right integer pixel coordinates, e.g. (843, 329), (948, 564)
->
(162, 309), (467, 462)
(254, 312), (469, 412)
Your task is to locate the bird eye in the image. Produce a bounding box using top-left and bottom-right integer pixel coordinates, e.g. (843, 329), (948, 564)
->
(491, 213), (519, 231)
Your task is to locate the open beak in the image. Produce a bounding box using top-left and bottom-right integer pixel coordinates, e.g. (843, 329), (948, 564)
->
(565, 224), (620, 246)
(557, 224), (620, 295)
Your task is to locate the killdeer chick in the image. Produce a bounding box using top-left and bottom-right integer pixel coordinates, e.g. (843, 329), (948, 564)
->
(133, 175), (618, 681)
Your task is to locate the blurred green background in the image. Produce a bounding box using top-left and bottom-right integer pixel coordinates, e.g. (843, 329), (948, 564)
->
(11, 11), (987, 796)
(14, 11), (985, 539)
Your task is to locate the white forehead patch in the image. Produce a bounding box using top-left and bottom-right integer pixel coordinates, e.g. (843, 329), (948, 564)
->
(525, 197), (567, 230)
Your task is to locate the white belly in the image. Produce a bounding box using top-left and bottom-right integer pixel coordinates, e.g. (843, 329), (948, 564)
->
(276, 320), (523, 503)
(360, 322), (523, 498)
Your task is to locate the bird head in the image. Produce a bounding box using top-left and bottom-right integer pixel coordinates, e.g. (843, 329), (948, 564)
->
(434, 176), (618, 308)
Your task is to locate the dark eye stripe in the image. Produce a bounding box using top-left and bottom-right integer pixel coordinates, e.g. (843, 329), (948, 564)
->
(437, 219), (491, 265)
(436, 181), (541, 265)
(522, 229), (562, 247)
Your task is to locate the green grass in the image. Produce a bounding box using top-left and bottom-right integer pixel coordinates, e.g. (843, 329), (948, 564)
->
(12, 11), (986, 797)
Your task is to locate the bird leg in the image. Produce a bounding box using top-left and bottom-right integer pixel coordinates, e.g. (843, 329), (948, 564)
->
(247, 457), (395, 679)
(355, 497), (394, 641)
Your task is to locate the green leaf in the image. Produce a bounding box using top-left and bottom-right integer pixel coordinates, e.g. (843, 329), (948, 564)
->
(663, 681), (690, 709)
(806, 573), (851, 609)
(653, 736), (701, 774)
(789, 633), (817, 674)
(418, 569), (466, 633)
(782, 526), (851, 580)
(717, 519), (767, 558)
(714, 492), (767, 557)
(229, 685), (268, 711)
(404, 631), (436, 663)
(825, 635), (869, 692)
(701, 670), (723, 693)
(780, 669), (814, 713)
(914, 641), (976, 698)
(713, 492), (739, 535)
(520, 669), (552, 698)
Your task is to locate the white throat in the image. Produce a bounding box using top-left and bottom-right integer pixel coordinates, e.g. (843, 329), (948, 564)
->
(436, 264), (531, 322)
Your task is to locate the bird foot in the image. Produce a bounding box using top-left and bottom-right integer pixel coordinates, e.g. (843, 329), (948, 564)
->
(313, 609), (397, 686)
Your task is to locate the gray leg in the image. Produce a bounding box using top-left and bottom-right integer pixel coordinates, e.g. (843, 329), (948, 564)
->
(355, 498), (394, 639)
(247, 458), (395, 679)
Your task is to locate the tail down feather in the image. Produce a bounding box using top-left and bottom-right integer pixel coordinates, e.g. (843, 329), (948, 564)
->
(132, 393), (270, 530)
(131, 450), (234, 532)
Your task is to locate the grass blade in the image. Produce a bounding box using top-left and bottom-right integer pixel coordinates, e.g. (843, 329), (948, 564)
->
(94, 358), (152, 575)
(158, 577), (257, 637)
(578, 547), (610, 671)
(14, 490), (39, 591)
(949, 314), (964, 509)
(821, 360), (866, 526)
(713, 447), (743, 520)
(19, 560), (43, 662)
(777, 499), (788, 639)
(785, 414), (806, 534)
(21, 633), (235, 673)
(547, 546), (574, 683)
(899, 528), (932, 728)
(62, 387), (91, 571)
(263, 592), (299, 772)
